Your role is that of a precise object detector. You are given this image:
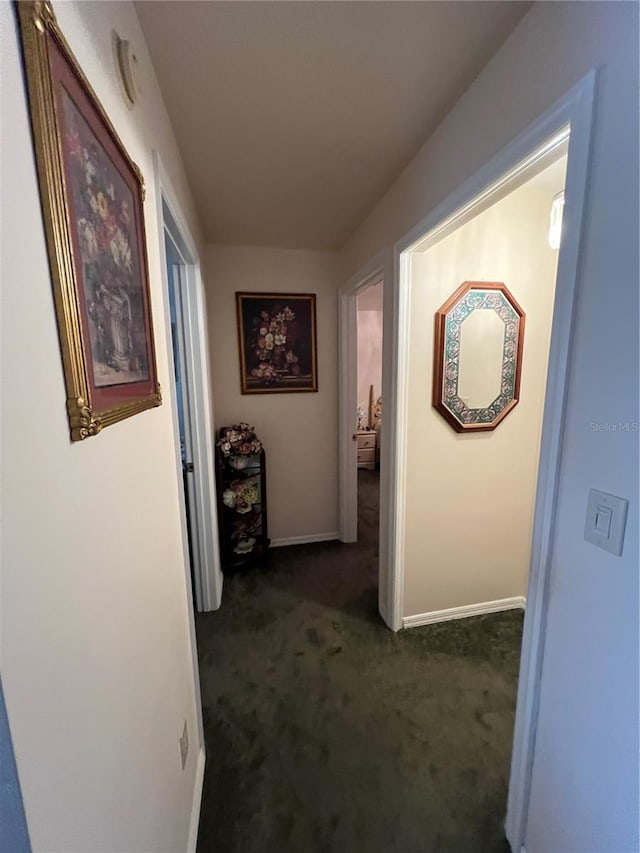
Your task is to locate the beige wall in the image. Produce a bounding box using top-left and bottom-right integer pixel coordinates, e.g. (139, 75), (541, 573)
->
(404, 179), (562, 616)
(1, 2), (204, 851)
(205, 245), (340, 543)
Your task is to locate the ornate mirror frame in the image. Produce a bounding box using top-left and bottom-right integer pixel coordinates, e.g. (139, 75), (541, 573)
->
(433, 281), (525, 432)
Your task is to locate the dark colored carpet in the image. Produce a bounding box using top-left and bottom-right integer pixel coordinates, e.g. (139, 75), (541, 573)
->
(196, 470), (522, 853)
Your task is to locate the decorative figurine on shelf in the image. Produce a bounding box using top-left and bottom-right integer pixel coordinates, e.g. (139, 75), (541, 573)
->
(222, 477), (260, 514)
(216, 422), (263, 469)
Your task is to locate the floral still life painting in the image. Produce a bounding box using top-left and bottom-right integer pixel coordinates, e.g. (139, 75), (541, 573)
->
(63, 94), (151, 389)
(17, 2), (160, 440)
(236, 293), (318, 393)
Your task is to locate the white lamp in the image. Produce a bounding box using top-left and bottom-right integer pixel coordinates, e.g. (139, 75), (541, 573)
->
(548, 191), (565, 250)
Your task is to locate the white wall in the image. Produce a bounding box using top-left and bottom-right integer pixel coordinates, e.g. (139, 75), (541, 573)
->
(205, 245), (340, 544)
(357, 282), (383, 423)
(341, 2), (639, 850)
(405, 179), (560, 617)
(1, 2), (204, 851)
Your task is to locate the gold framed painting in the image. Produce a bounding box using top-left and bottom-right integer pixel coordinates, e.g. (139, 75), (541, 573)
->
(17, 1), (161, 441)
(236, 293), (318, 394)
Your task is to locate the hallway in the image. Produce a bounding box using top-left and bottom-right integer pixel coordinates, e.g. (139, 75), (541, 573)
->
(195, 472), (522, 852)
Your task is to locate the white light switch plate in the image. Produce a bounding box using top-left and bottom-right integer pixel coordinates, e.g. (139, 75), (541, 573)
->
(584, 489), (628, 557)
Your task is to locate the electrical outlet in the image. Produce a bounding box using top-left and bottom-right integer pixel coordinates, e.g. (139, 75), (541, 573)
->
(179, 720), (189, 771)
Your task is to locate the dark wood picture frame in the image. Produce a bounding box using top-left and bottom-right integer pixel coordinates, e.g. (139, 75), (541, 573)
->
(17, 1), (161, 441)
(433, 281), (525, 432)
(236, 292), (318, 394)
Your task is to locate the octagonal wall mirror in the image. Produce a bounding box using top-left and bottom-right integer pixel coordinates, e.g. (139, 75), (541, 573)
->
(433, 281), (525, 432)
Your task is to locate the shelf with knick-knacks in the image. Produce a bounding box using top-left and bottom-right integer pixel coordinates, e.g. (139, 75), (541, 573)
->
(215, 423), (269, 571)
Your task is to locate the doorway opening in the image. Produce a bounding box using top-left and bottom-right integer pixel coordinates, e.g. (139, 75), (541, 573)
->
(399, 142), (568, 626)
(389, 69), (594, 849)
(355, 278), (383, 536)
(353, 278), (384, 603)
(377, 72), (596, 853)
(399, 138), (573, 851)
(159, 189), (223, 614)
(164, 223), (198, 600)
(339, 253), (396, 626)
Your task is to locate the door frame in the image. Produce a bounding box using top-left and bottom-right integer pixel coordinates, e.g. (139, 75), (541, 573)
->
(152, 151), (223, 615)
(380, 71), (595, 851)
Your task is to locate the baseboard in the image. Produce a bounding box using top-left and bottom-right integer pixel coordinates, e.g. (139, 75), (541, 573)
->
(402, 596), (526, 629)
(270, 532), (339, 548)
(187, 747), (206, 853)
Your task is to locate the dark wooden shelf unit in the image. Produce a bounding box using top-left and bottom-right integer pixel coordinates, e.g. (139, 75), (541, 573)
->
(215, 436), (269, 572)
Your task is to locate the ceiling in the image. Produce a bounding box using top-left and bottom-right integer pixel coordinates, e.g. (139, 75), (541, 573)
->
(135, 1), (531, 250)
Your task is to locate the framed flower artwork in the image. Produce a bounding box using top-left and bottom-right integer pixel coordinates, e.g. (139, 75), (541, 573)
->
(236, 293), (318, 394)
(17, 1), (161, 440)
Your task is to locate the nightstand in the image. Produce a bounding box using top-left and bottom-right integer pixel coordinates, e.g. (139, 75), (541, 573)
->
(356, 430), (376, 469)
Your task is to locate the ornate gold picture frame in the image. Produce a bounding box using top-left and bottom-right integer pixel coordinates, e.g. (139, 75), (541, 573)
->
(236, 293), (318, 394)
(17, 1), (161, 440)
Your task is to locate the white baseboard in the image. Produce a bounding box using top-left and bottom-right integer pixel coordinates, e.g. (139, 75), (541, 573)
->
(270, 532), (339, 548)
(187, 747), (205, 853)
(402, 596), (526, 629)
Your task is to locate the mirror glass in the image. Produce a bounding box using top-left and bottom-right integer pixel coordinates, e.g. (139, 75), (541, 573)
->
(433, 283), (525, 432)
(458, 310), (505, 408)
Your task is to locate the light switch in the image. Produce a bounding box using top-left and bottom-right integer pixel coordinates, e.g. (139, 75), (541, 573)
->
(594, 505), (612, 536)
(584, 489), (629, 557)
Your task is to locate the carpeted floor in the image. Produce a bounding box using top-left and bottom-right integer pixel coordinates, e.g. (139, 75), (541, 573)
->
(195, 469), (522, 852)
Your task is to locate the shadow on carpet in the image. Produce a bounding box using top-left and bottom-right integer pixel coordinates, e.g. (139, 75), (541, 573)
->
(195, 471), (521, 852)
